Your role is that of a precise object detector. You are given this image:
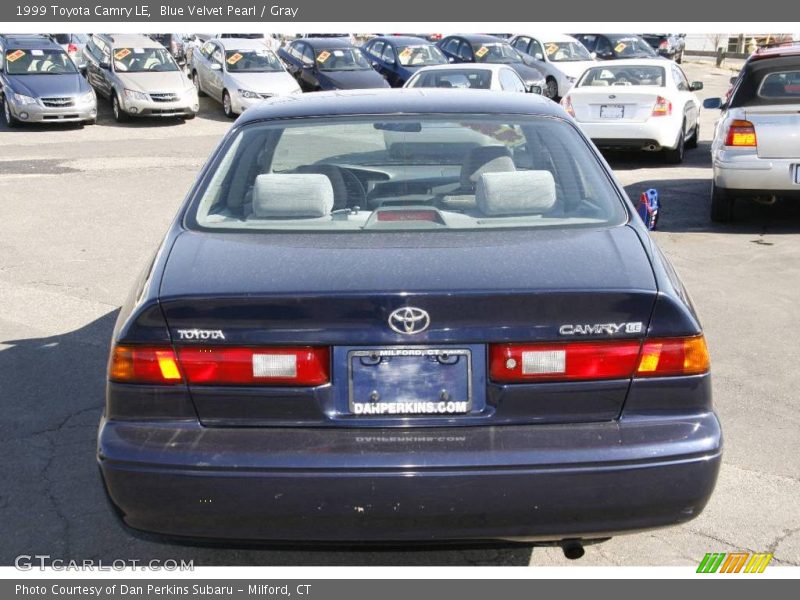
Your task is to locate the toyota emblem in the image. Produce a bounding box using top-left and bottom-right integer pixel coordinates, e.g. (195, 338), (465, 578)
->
(388, 307), (430, 335)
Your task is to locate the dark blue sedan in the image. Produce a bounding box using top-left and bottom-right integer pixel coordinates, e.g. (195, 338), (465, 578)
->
(278, 37), (389, 91)
(362, 36), (448, 87)
(98, 89), (721, 550)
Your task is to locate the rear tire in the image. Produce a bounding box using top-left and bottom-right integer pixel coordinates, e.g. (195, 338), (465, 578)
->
(710, 183), (735, 222)
(663, 123), (686, 164)
(192, 71), (206, 97)
(686, 120), (699, 149)
(112, 93), (129, 123)
(3, 95), (20, 128)
(222, 90), (235, 119)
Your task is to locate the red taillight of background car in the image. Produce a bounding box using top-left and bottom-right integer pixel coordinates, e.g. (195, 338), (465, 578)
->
(109, 345), (330, 386)
(659, 40), (670, 49)
(489, 336), (709, 383)
(651, 96), (672, 116)
(67, 43), (78, 55)
(724, 119), (757, 147)
(561, 95), (576, 117)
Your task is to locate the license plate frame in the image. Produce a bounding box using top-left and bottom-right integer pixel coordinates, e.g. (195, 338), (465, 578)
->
(347, 347), (472, 416)
(600, 104), (625, 119)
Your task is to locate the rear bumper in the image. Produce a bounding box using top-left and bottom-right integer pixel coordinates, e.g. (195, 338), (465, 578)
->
(98, 412), (722, 542)
(713, 151), (800, 193)
(580, 119), (680, 150)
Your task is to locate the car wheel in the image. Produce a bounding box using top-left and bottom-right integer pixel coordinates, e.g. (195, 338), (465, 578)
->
(112, 94), (129, 123)
(663, 122), (686, 164)
(3, 95), (20, 128)
(710, 183), (735, 222)
(546, 77), (558, 100)
(222, 90), (235, 119)
(192, 71), (206, 97)
(686, 120), (699, 149)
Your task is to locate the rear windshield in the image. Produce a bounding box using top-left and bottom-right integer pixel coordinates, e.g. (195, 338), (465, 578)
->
(758, 70), (800, 99)
(578, 65), (665, 87)
(731, 59), (800, 107)
(191, 114), (625, 232)
(4, 48), (78, 75)
(407, 69), (493, 89)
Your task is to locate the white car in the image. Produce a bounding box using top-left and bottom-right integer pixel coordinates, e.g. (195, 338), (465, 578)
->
(703, 46), (800, 221)
(189, 38), (301, 117)
(403, 63), (527, 92)
(509, 33), (596, 98)
(561, 59), (703, 163)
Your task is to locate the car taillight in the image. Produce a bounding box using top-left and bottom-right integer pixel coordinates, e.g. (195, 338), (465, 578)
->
(636, 336), (710, 377)
(652, 96), (672, 116)
(489, 335), (709, 383)
(724, 119), (757, 147)
(659, 40), (669, 49)
(177, 347), (329, 386)
(109, 345), (183, 384)
(561, 95), (575, 117)
(490, 340), (642, 382)
(67, 43), (78, 55)
(109, 345), (330, 386)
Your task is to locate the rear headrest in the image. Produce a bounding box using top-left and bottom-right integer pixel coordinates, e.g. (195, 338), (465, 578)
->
(253, 174), (334, 218)
(461, 145), (515, 188)
(476, 170), (556, 216)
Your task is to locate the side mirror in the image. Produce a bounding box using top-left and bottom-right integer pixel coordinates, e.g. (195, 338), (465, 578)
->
(590, 52), (597, 59)
(534, 53), (544, 61)
(99, 60), (110, 70)
(448, 56), (455, 63)
(729, 76), (738, 85)
(210, 62), (222, 71)
(690, 81), (704, 91)
(79, 65), (88, 76)
(703, 97), (722, 109)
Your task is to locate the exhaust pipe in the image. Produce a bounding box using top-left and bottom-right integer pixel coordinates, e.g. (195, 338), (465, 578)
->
(754, 195), (778, 205)
(560, 540), (585, 560)
(643, 144), (659, 152)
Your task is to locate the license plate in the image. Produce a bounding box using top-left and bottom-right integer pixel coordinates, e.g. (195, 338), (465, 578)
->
(348, 348), (472, 416)
(600, 104), (625, 119)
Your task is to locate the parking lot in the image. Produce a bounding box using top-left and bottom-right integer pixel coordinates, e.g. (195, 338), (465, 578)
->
(1, 58), (798, 567)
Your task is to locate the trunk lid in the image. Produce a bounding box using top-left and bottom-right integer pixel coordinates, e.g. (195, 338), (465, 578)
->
(159, 226), (657, 426)
(745, 104), (800, 159)
(569, 87), (662, 123)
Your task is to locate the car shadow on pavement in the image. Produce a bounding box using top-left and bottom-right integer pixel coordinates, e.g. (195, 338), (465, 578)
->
(0, 310), (533, 567)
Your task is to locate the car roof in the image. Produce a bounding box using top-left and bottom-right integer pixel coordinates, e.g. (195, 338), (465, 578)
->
(217, 38), (271, 51)
(445, 34), (508, 44)
(515, 33), (580, 43)
(0, 34), (60, 50)
(578, 58), (669, 68)
(750, 42), (800, 61)
(373, 36), (431, 46)
(103, 33), (163, 49)
(238, 88), (562, 124)
(294, 37), (354, 49)
(411, 63), (511, 74)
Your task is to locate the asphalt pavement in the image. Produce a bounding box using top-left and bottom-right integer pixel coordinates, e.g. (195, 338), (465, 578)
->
(0, 59), (798, 567)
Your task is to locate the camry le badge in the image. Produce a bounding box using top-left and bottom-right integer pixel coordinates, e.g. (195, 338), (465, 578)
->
(388, 307), (430, 335)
